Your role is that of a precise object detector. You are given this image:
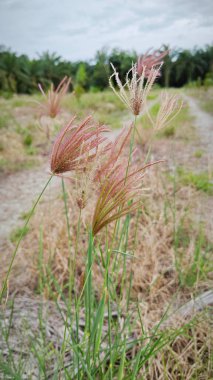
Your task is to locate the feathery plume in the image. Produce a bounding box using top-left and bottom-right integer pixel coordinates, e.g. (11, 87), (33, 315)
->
(50, 115), (109, 174)
(109, 63), (161, 116)
(92, 161), (162, 235)
(150, 91), (183, 131)
(95, 125), (133, 182)
(137, 49), (168, 77)
(38, 76), (71, 118)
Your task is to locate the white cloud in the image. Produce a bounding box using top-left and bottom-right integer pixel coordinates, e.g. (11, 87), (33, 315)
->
(0, 0), (212, 60)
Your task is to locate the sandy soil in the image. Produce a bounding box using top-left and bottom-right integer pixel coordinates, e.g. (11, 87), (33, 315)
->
(0, 167), (60, 245)
(184, 94), (213, 162)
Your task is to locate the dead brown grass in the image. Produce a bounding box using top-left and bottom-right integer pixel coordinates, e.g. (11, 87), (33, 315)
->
(1, 91), (212, 378)
(2, 150), (212, 316)
(141, 314), (213, 379)
(1, 158), (212, 378)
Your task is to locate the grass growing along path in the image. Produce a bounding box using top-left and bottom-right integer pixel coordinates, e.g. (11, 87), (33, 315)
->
(0, 88), (213, 379)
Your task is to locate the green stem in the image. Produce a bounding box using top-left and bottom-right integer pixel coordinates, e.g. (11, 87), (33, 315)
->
(74, 209), (82, 271)
(61, 178), (72, 250)
(61, 178), (73, 302)
(115, 115), (137, 244)
(85, 229), (94, 370)
(0, 175), (53, 304)
(106, 245), (113, 380)
(125, 115), (137, 181)
(73, 209), (81, 376)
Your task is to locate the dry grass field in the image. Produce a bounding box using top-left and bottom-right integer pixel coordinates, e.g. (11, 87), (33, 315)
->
(0, 87), (212, 379)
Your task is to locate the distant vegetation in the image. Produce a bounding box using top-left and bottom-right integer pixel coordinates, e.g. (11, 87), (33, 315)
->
(0, 44), (213, 95)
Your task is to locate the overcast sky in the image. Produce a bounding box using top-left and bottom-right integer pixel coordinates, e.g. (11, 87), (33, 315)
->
(0, 0), (213, 61)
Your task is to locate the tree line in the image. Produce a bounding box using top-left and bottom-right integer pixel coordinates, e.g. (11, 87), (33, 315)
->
(0, 45), (213, 95)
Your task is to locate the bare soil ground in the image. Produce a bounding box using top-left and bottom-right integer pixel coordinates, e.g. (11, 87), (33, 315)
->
(0, 167), (59, 245)
(184, 93), (213, 162)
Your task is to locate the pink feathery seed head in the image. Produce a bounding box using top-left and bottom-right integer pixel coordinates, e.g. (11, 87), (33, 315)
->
(94, 125), (133, 182)
(92, 159), (164, 236)
(50, 115), (110, 175)
(137, 49), (169, 78)
(38, 76), (71, 118)
(150, 91), (183, 131)
(109, 63), (161, 116)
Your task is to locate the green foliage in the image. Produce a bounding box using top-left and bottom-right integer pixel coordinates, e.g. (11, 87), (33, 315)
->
(177, 167), (213, 195)
(204, 72), (213, 88)
(0, 156), (37, 174)
(175, 224), (213, 287)
(74, 83), (85, 100)
(76, 63), (87, 89)
(10, 225), (29, 242)
(0, 113), (11, 129)
(161, 125), (175, 137)
(63, 90), (128, 129)
(0, 45), (213, 93)
(23, 134), (33, 146)
(194, 149), (203, 158)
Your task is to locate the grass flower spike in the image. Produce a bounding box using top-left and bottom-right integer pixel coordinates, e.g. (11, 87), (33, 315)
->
(95, 125), (133, 182)
(50, 115), (109, 174)
(38, 76), (71, 118)
(109, 63), (162, 116)
(92, 161), (162, 235)
(137, 49), (168, 77)
(150, 91), (183, 130)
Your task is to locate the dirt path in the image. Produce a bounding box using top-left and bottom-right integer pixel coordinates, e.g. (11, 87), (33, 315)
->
(184, 93), (213, 162)
(0, 167), (60, 246)
(184, 94), (213, 240)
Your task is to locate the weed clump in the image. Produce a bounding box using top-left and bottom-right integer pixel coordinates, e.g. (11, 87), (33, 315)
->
(0, 51), (212, 380)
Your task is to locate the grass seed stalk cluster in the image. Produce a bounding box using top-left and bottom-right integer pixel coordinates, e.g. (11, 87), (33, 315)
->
(1, 51), (211, 379)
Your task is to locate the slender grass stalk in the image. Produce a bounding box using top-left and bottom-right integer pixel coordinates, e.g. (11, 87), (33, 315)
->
(73, 210), (82, 378)
(61, 178), (73, 302)
(85, 229), (94, 370)
(0, 175), (53, 304)
(73, 209), (82, 287)
(131, 126), (156, 250)
(106, 237), (113, 380)
(115, 115), (137, 245)
(125, 115), (137, 179)
(117, 340), (126, 380)
(61, 178), (72, 250)
(61, 178), (83, 377)
(38, 225), (44, 294)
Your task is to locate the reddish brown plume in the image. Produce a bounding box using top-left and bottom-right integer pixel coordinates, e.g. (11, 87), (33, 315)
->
(38, 76), (71, 118)
(50, 115), (109, 174)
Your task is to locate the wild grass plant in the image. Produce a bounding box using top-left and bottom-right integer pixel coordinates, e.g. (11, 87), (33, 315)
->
(0, 57), (213, 379)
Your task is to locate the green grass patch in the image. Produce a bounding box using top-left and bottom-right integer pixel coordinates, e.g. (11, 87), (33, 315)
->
(23, 134), (33, 146)
(140, 99), (193, 140)
(10, 225), (29, 243)
(201, 99), (213, 116)
(0, 113), (12, 129)
(175, 224), (213, 287)
(0, 157), (38, 174)
(176, 167), (213, 195)
(11, 97), (29, 108)
(63, 90), (129, 129)
(160, 125), (175, 137)
(194, 149), (203, 158)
